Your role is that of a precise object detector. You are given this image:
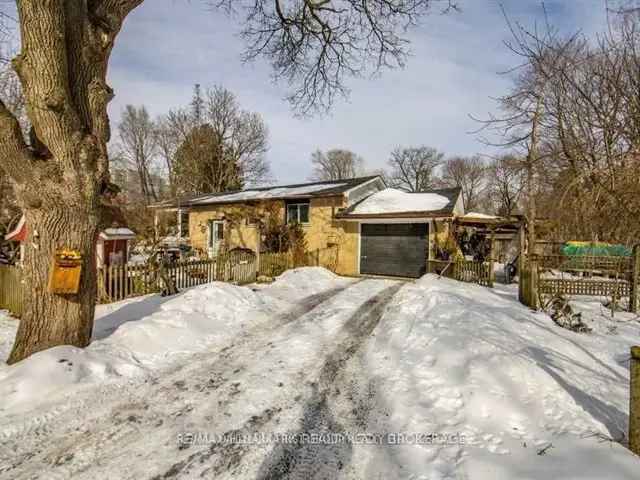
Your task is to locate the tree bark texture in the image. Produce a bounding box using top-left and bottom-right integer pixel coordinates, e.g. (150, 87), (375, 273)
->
(7, 208), (99, 363)
(0, 0), (143, 364)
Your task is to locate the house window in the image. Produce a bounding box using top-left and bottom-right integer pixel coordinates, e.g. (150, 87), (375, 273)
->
(286, 203), (310, 224)
(179, 210), (189, 238)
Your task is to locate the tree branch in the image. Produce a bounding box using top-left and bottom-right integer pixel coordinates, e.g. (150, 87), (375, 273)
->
(0, 98), (34, 184)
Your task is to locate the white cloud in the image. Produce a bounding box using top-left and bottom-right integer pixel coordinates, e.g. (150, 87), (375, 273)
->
(108, 0), (610, 184)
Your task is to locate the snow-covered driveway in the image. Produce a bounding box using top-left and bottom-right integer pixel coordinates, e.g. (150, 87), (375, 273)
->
(1, 267), (640, 479)
(0, 270), (406, 479)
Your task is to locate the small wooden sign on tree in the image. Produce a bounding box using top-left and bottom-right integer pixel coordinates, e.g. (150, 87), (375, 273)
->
(48, 249), (83, 295)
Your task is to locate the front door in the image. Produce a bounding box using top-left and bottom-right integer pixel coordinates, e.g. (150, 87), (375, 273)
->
(208, 220), (224, 257)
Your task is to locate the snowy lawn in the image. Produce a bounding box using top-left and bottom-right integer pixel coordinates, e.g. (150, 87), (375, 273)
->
(0, 268), (639, 479)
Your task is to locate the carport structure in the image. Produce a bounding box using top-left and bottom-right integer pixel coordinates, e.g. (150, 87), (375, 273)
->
(453, 212), (522, 264)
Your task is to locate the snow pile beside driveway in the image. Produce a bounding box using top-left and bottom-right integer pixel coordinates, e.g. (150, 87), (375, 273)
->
(0, 268), (339, 416)
(1, 268), (640, 479)
(254, 266), (354, 310)
(365, 275), (640, 479)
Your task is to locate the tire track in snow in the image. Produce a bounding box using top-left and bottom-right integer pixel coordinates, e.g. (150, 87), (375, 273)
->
(0, 282), (354, 441)
(144, 279), (403, 480)
(254, 282), (405, 480)
(2, 279), (392, 480)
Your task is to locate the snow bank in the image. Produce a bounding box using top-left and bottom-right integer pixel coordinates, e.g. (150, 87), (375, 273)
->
(0, 311), (15, 363)
(365, 275), (640, 479)
(0, 346), (143, 413)
(352, 188), (451, 214)
(254, 267), (354, 310)
(0, 269), (340, 415)
(272, 266), (349, 295)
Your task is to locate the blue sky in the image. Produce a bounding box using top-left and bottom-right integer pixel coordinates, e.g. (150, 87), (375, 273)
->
(106, 1), (609, 184)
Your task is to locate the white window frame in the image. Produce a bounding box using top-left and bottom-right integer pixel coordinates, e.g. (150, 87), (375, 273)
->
(207, 220), (224, 257)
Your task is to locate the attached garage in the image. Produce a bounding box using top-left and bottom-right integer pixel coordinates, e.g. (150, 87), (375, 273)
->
(360, 223), (428, 278)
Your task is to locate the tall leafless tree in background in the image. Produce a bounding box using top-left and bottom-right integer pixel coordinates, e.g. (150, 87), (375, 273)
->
(117, 105), (158, 204)
(484, 154), (525, 216)
(309, 149), (365, 181)
(154, 114), (181, 196)
(440, 155), (486, 211)
(488, 5), (640, 243)
(388, 146), (444, 192)
(170, 85), (270, 194)
(0, 0), (451, 362)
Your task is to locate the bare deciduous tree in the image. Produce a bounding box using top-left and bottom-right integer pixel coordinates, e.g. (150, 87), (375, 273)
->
(219, 0), (459, 114)
(388, 146), (444, 192)
(309, 149), (364, 181)
(481, 5), (640, 243)
(172, 85), (270, 194)
(154, 114), (181, 195)
(0, 0), (453, 363)
(117, 105), (158, 204)
(485, 154), (525, 216)
(440, 155), (486, 211)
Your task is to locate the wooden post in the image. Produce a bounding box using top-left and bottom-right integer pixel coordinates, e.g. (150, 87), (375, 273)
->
(518, 225), (526, 304)
(528, 253), (539, 310)
(630, 245), (640, 314)
(316, 248), (320, 267)
(489, 228), (496, 288)
(630, 346), (640, 455)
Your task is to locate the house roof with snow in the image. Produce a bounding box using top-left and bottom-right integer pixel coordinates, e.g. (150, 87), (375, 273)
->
(337, 187), (464, 219)
(151, 176), (383, 209)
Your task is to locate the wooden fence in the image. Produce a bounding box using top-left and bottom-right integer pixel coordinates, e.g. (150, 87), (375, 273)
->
(427, 259), (493, 287)
(537, 255), (632, 276)
(0, 265), (23, 317)
(539, 278), (631, 297)
(525, 247), (640, 312)
(258, 246), (339, 278)
(0, 246), (339, 315)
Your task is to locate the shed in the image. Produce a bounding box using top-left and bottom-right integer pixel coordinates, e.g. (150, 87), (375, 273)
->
(97, 228), (136, 267)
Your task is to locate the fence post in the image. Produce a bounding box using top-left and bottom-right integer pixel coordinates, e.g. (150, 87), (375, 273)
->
(518, 225), (526, 304)
(528, 253), (539, 310)
(489, 229), (496, 288)
(316, 248), (320, 267)
(630, 346), (640, 455)
(630, 245), (640, 313)
(256, 246), (261, 278)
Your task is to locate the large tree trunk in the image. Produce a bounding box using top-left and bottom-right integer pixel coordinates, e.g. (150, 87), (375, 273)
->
(8, 206), (99, 363)
(0, 1), (144, 364)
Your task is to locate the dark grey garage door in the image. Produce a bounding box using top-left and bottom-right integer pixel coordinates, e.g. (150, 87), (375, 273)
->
(360, 223), (428, 278)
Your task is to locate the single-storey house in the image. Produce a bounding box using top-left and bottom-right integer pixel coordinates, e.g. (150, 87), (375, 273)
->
(151, 176), (473, 278)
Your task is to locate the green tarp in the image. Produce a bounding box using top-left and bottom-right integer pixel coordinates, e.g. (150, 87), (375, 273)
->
(561, 241), (632, 257)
